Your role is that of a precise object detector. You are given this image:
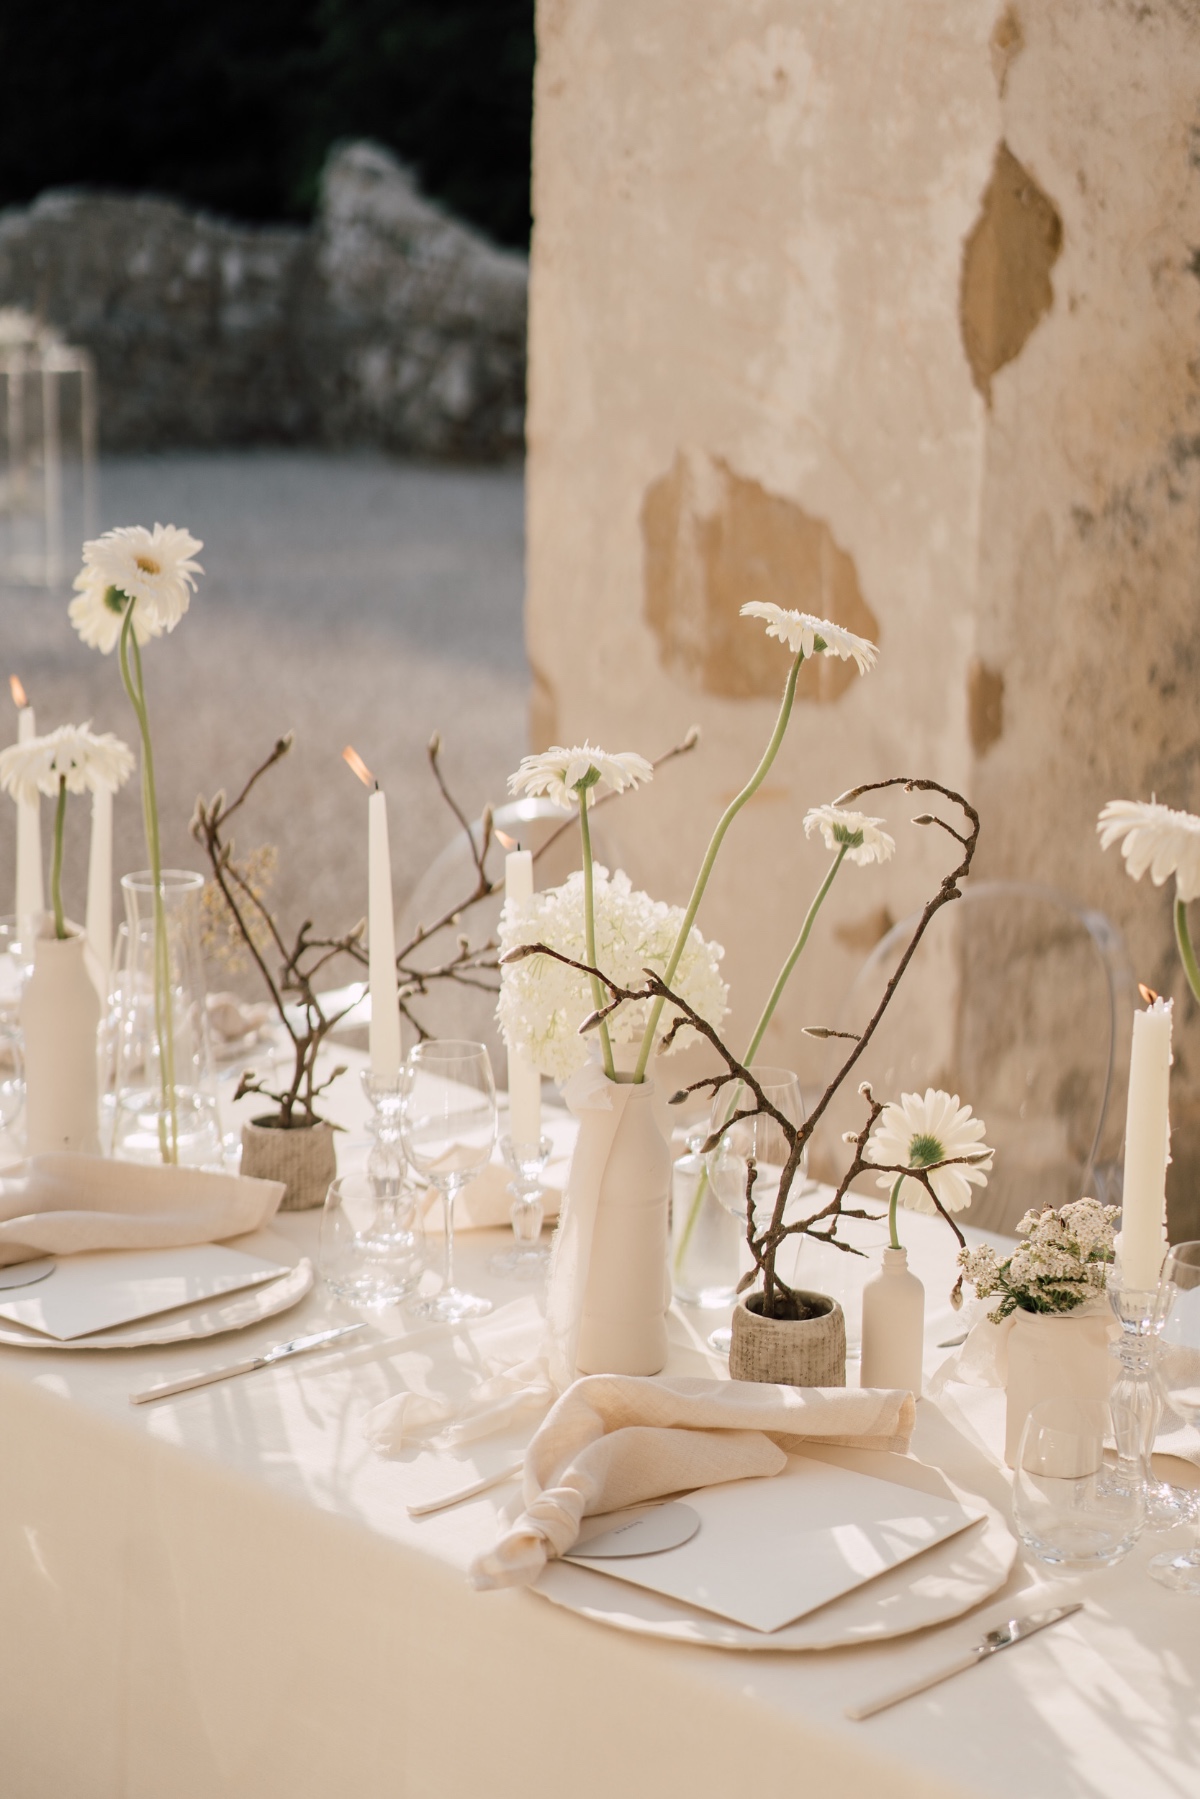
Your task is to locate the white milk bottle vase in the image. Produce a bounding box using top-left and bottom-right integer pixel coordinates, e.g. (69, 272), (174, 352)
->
(21, 923), (101, 1154)
(860, 1247), (925, 1395)
(548, 1064), (672, 1379)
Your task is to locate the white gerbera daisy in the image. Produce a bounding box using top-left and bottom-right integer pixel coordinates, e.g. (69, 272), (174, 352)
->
(68, 570), (161, 653)
(0, 723), (134, 807)
(865, 1088), (993, 1215)
(508, 744), (653, 811)
(1097, 798), (1200, 903)
(803, 804), (895, 866)
(71, 523), (203, 649)
(739, 603), (878, 674)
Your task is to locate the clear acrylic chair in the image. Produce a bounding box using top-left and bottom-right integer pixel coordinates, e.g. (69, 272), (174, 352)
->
(811, 881), (1136, 1235)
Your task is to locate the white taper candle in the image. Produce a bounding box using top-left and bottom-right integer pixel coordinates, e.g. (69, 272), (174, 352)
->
(13, 697), (43, 931)
(85, 783), (113, 995)
(368, 785), (401, 1082)
(504, 846), (542, 1146)
(1120, 995), (1172, 1290)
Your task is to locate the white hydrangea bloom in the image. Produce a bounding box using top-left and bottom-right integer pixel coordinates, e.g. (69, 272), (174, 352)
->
(803, 804), (896, 866)
(497, 866), (728, 1082)
(739, 603), (877, 674)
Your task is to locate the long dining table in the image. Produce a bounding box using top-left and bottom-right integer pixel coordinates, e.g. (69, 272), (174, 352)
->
(2, 1059), (1198, 1799)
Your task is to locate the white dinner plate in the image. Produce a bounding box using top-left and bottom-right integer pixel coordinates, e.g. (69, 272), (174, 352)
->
(533, 1443), (1017, 1651)
(0, 1256), (313, 1349)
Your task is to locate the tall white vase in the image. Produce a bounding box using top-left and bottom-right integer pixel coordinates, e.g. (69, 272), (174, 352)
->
(1003, 1310), (1117, 1469)
(549, 1069), (671, 1380)
(21, 929), (101, 1155)
(860, 1247), (925, 1394)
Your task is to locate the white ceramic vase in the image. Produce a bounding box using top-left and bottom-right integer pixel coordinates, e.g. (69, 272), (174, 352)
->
(572, 1075), (672, 1377)
(1003, 1309), (1117, 1469)
(21, 928), (101, 1155)
(860, 1246), (925, 1394)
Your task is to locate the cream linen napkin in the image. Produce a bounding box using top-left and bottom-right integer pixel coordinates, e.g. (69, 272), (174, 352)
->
(468, 1373), (916, 1590)
(0, 1154), (285, 1267)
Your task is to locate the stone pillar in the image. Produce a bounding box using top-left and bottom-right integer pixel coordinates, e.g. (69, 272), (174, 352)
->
(526, 0), (1200, 1233)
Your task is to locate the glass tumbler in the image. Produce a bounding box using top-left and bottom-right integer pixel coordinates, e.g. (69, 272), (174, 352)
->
(1013, 1396), (1144, 1569)
(319, 1172), (423, 1305)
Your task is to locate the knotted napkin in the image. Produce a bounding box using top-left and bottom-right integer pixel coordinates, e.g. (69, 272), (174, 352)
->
(467, 1373), (916, 1590)
(0, 1154), (285, 1267)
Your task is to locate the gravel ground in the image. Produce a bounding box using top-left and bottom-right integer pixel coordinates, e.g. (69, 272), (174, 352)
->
(1, 452), (530, 1009)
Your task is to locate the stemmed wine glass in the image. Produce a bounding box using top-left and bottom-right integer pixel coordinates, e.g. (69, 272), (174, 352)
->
(706, 1067), (806, 1355)
(1148, 1241), (1200, 1593)
(400, 1040), (497, 1323)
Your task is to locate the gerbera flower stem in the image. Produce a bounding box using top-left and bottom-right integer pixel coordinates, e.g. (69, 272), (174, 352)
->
(119, 605), (179, 1163)
(51, 776), (67, 940)
(888, 1175), (904, 1250)
(673, 843), (848, 1275)
(577, 788), (616, 1081)
(634, 648), (805, 1081)
(1175, 897), (1200, 1005)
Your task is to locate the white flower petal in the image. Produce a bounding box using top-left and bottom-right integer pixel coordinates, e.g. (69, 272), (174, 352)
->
(739, 603), (877, 674)
(802, 804), (895, 866)
(1097, 798), (1200, 902)
(0, 723), (135, 806)
(508, 744), (653, 811)
(72, 523), (203, 649)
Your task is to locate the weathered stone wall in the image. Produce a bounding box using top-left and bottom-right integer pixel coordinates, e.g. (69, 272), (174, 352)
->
(526, 0), (1200, 1234)
(0, 142), (526, 457)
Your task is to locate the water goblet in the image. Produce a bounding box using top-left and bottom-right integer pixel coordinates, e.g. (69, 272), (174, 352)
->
(1148, 1242), (1200, 1593)
(489, 1131), (553, 1278)
(705, 1067), (806, 1355)
(401, 1039), (497, 1323)
(1013, 1395), (1145, 1569)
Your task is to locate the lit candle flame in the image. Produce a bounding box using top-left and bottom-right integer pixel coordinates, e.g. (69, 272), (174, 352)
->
(10, 675), (28, 709)
(1138, 982), (1160, 1007)
(342, 745), (376, 790)
(495, 829), (519, 852)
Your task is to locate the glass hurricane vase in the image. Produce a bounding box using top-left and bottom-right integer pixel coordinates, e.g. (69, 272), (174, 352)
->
(111, 870), (221, 1167)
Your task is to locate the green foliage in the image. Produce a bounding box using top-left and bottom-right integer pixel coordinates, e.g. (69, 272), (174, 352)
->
(0, 0), (533, 246)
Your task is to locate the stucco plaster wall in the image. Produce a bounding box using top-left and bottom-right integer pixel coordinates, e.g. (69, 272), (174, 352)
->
(526, 0), (1200, 1230)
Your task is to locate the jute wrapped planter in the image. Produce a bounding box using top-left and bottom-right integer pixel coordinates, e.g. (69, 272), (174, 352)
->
(240, 1117), (337, 1211)
(730, 1290), (846, 1387)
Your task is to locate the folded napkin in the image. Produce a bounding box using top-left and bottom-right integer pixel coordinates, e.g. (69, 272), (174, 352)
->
(0, 1154), (285, 1267)
(468, 1374), (916, 1590)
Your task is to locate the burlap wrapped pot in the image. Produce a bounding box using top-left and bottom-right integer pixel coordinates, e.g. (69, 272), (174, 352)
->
(240, 1117), (337, 1211)
(729, 1289), (846, 1387)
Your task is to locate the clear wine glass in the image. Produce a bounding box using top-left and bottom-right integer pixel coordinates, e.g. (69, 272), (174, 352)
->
(705, 1067), (806, 1355)
(1012, 1396), (1144, 1569)
(1149, 1241), (1200, 1593)
(401, 1039), (497, 1323)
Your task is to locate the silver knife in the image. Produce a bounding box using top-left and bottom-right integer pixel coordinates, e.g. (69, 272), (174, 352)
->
(129, 1322), (367, 1405)
(845, 1604), (1083, 1720)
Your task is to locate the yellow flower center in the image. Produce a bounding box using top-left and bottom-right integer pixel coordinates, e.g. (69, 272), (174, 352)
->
(135, 555), (160, 575)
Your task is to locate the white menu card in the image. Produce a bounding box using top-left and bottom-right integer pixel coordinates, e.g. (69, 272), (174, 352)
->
(0, 1244), (289, 1341)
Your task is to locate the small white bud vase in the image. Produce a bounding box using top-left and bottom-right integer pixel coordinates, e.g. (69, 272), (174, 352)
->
(21, 927), (101, 1155)
(860, 1247), (925, 1394)
(1003, 1310), (1117, 1469)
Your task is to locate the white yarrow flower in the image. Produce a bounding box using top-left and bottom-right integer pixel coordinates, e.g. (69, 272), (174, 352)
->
(739, 603), (878, 674)
(0, 723), (135, 807)
(1097, 798), (1200, 902)
(803, 804), (895, 866)
(508, 744), (653, 812)
(497, 866), (727, 1082)
(70, 523), (204, 652)
(865, 1087), (993, 1215)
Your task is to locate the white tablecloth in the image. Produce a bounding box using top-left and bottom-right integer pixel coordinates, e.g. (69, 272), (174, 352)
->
(1, 1100), (1198, 1797)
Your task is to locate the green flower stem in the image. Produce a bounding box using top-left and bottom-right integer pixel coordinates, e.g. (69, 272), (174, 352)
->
(1175, 897), (1200, 1005)
(578, 793), (616, 1081)
(51, 777), (67, 940)
(673, 842), (849, 1277)
(888, 1174), (904, 1251)
(634, 647), (806, 1082)
(119, 607), (178, 1163)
